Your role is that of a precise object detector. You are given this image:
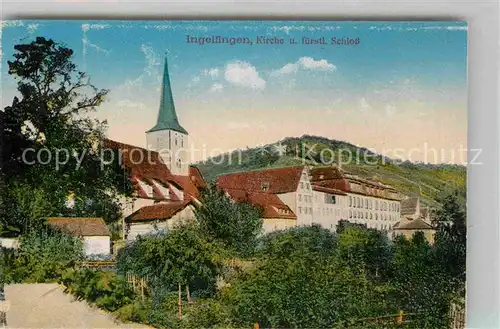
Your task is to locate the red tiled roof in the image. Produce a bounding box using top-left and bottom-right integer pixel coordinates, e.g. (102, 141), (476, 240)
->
(47, 217), (110, 236)
(248, 192), (296, 219)
(103, 139), (172, 185)
(126, 200), (192, 222)
(223, 188), (296, 219)
(102, 139), (206, 202)
(189, 166), (207, 190)
(310, 166), (401, 201)
(312, 184), (347, 195)
(310, 166), (344, 181)
(217, 166), (304, 194)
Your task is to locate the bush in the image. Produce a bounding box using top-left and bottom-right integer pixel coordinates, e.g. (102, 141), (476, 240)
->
(3, 224), (84, 283)
(60, 268), (135, 312)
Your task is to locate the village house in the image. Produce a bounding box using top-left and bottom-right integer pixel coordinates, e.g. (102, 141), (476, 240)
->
(47, 217), (111, 256)
(392, 197), (435, 243)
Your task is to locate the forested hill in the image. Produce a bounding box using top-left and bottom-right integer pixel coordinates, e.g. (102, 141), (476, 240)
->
(195, 135), (466, 207)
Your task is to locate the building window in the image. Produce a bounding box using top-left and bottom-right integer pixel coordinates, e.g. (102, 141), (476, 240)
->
(306, 183), (310, 190)
(181, 138), (184, 147)
(325, 194), (336, 204)
(298, 207), (302, 214)
(300, 182), (305, 189)
(365, 199), (368, 208)
(299, 194), (302, 201)
(375, 214), (378, 220)
(262, 182), (270, 192)
(370, 213), (373, 220)
(176, 158), (182, 168)
(349, 196), (352, 207)
(308, 207), (312, 214)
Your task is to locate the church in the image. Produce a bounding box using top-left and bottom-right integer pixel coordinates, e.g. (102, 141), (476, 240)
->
(104, 56), (206, 241)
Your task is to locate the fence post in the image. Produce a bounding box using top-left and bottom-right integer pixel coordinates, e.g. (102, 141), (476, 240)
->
(396, 310), (404, 324)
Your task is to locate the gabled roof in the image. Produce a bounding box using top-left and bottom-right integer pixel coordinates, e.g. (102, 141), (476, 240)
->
(310, 166), (400, 200)
(126, 200), (192, 222)
(102, 139), (205, 201)
(47, 217), (110, 237)
(312, 184), (347, 195)
(217, 166), (305, 194)
(393, 217), (433, 230)
(223, 188), (296, 219)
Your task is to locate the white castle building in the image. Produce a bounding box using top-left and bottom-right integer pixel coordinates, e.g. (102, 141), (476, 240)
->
(217, 165), (404, 234)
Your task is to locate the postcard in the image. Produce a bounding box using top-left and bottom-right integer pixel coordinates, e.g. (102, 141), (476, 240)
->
(0, 20), (467, 329)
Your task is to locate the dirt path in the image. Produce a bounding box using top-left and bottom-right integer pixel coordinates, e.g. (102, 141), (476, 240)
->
(5, 283), (152, 329)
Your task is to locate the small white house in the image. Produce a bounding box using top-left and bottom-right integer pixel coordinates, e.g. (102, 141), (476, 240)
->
(47, 217), (111, 256)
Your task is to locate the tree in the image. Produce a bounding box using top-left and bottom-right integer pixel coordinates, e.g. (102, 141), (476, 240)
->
(336, 225), (391, 280)
(389, 233), (453, 328)
(1, 37), (132, 233)
(433, 186), (466, 282)
(195, 185), (263, 257)
(116, 223), (227, 319)
(223, 226), (392, 328)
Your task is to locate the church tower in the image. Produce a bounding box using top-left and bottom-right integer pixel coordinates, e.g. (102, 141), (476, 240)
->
(146, 54), (189, 175)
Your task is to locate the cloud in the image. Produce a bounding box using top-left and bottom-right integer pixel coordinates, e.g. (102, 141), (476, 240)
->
(385, 104), (397, 116)
(140, 44), (161, 78)
(115, 44), (161, 92)
(272, 57), (336, 76)
(227, 121), (251, 130)
(210, 83), (223, 92)
(224, 61), (266, 90)
(192, 76), (201, 84)
(0, 20), (24, 29)
(203, 68), (220, 79)
(116, 99), (147, 110)
(359, 98), (372, 112)
(27, 23), (39, 34)
(82, 38), (110, 55)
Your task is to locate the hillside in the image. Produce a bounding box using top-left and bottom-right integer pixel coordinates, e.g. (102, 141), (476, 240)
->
(195, 135), (466, 207)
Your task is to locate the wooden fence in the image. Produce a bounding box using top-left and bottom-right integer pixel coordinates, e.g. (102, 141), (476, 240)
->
(75, 260), (116, 270)
(449, 301), (466, 329)
(126, 273), (148, 300)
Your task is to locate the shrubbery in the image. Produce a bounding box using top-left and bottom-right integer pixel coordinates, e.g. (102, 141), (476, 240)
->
(60, 268), (134, 312)
(0, 224), (84, 283)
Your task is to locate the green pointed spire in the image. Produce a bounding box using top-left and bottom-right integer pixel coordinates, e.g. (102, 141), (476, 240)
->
(146, 54), (188, 135)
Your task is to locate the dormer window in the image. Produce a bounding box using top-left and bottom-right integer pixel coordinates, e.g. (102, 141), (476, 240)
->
(319, 174), (325, 179)
(261, 182), (270, 192)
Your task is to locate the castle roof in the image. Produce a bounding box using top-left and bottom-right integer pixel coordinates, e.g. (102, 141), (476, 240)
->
(223, 188), (296, 219)
(146, 55), (188, 135)
(216, 166), (305, 194)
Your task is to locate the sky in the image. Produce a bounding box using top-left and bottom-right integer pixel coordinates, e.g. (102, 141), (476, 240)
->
(1, 20), (468, 164)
